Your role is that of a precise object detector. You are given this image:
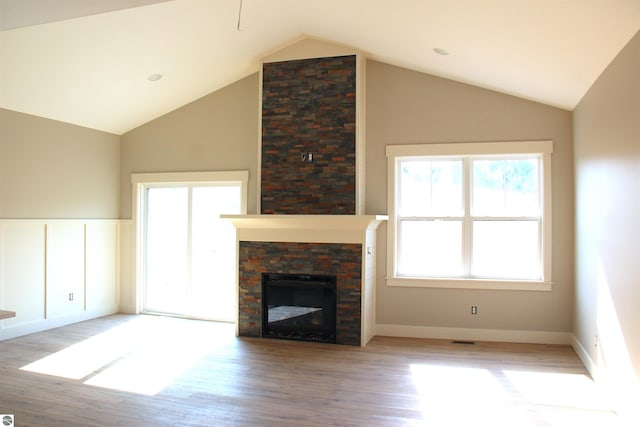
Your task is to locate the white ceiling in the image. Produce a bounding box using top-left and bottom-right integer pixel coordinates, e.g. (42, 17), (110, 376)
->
(1, 0), (639, 135)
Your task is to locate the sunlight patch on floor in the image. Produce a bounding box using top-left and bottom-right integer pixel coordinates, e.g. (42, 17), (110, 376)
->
(84, 321), (219, 395)
(503, 370), (612, 411)
(409, 363), (619, 427)
(21, 315), (235, 395)
(21, 317), (152, 379)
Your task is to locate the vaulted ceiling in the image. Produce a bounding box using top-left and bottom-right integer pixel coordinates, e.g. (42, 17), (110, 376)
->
(1, 0), (639, 135)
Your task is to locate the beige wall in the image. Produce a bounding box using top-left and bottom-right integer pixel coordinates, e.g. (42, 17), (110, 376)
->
(573, 30), (640, 417)
(366, 60), (574, 334)
(120, 73), (259, 218)
(0, 109), (120, 340)
(118, 57), (575, 337)
(0, 108), (120, 218)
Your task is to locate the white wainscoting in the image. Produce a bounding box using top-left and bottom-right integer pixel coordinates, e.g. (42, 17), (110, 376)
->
(0, 219), (122, 341)
(117, 220), (135, 314)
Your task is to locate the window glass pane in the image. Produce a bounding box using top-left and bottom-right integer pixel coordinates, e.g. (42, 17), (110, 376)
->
(472, 158), (539, 216)
(145, 187), (189, 313)
(399, 159), (462, 216)
(398, 220), (462, 277)
(191, 186), (242, 321)
(472, 220), (540, 279)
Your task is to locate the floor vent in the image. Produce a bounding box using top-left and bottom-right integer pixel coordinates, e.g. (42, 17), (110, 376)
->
(452, 340), (476, 345)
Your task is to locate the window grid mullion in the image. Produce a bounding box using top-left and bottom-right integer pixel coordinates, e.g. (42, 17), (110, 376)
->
(462, 158), (472, 277)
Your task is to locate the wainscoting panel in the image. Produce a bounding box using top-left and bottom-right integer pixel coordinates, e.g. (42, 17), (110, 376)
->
(86, 222), (119, 312)
(46, 222), (85, 319)
(0, 222), (46, 329)
(116, 220), (135, 314)
(0, 219), (121, 341)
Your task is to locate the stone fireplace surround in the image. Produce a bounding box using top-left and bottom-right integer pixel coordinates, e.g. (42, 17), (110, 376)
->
(223, 41), (387, 347)
(224, 215), (386, 346)
(241, 241), (359, 345)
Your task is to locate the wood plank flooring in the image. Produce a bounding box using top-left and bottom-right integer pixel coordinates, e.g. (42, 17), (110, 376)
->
(0, 314), (617, 426)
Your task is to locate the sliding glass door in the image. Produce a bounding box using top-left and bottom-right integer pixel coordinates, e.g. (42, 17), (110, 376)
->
(142, 183), (241, 321)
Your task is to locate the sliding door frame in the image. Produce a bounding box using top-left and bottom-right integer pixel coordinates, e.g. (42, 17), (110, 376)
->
(131, 171), (249, 317)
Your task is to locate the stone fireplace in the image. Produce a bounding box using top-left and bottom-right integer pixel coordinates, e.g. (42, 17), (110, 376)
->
(224, 215), (385, 346)
(224, 40), (386, 346)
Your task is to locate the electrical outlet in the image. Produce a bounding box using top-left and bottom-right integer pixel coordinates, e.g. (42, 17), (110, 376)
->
(68, 293), (74, 301)
(471, 306), (478, 315)
(594, 334), (598, 348)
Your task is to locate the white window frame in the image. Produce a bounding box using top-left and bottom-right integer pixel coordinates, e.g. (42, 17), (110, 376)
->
(386, 141), (553, 291)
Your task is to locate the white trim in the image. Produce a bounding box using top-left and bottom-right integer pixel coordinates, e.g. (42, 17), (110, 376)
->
(386, 140), (553, 157)
(386, 277), (552, 291)
(0, 219), (120, 224)
(222, 215), (387, 245)
(355, 54), (366, 215)
(0, 307), (118, 342)
(131, 170), (249, 185)
(221, 214), (387, 230)
(572, 336), (640, 422)
(541, 150), (553, 281)
(257, 62), (264, 213)
(376, 323), (572, 345)
(572, 335), (598, 380)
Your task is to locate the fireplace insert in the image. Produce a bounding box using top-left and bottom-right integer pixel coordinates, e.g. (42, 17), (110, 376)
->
(261, 273), (337, 343)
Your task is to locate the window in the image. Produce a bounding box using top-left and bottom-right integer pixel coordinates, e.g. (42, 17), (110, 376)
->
(386, 142), (552, 291)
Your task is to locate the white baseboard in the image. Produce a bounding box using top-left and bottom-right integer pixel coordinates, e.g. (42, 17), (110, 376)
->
(375, 323), (573, 345)
(572, 336), (640, 424)
(0, 306), (119, 342)
(571, 335), (598, 379)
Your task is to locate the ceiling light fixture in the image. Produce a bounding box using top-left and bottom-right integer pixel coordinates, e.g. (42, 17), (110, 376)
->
(147, 73), (163, 82)
(433, 48), (450, 56)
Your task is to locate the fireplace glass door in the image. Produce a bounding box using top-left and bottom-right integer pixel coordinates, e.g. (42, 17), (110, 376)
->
(262, 273), (337, 343)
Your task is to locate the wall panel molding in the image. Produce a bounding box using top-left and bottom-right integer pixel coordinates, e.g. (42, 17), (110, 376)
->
(0, 219), (121, 341)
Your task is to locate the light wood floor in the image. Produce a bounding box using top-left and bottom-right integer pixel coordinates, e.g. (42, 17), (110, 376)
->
(0, 314), (617, 427)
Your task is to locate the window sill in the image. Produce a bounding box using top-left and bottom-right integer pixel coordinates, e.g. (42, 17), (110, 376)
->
(386, 276), (553, 291)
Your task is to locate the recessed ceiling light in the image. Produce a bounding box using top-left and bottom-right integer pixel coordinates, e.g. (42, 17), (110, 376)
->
(147, 73), (162, 82)
(433, 48), (450, 56)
